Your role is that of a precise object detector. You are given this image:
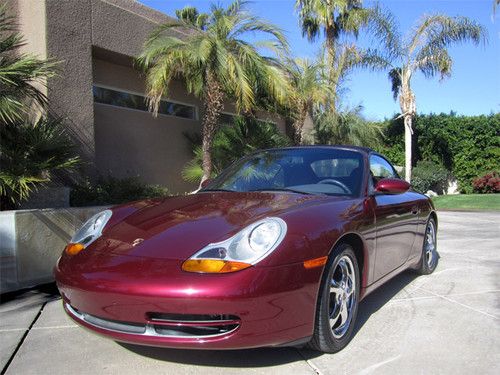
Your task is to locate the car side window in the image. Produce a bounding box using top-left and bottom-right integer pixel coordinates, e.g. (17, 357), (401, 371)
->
(369, 155), (398, 190)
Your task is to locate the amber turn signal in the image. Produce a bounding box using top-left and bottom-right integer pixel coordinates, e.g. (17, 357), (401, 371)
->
(303, 256), (328, 269)
(65, 243), (85, 255)
(182, 259), (251, 273)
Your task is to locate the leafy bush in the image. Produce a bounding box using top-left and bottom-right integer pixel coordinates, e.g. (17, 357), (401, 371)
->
(182, 116), (291, 183)
(70, 176), (169, 207)
(472, 172), (500, 194)
(313, 107), (384, 149)
(0, 117), (80, 209)
(375, 113), (500, 193)
(410, 161), (451, 194)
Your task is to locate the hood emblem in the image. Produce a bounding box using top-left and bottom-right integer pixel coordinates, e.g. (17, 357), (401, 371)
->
(131, 238), (144, 247)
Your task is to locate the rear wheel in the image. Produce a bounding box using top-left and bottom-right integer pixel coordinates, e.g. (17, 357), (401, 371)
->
(308, 243), (360, 353)
(417, 217), (438, 275)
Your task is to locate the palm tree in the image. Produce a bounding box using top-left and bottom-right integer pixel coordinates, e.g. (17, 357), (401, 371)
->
(295, 0), (394, 109)
(138, 1), (290, 184)
(313, 105), (383, 147)
(182, 116), (291, 183)
(384, 15), (486, 181)
(0, 116), (79, 208)
(287, 58), (330, 144)
(0, 6), (56, 124)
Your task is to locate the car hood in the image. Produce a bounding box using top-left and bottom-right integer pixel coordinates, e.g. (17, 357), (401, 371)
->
(91, 191), (331, 260)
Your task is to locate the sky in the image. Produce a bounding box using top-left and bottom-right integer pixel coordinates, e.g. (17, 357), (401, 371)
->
(139, 0), (500, 121)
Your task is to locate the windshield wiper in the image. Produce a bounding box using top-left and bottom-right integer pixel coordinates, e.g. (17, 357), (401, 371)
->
(200, 188), (235, 193)
(249, 188), (314, 195)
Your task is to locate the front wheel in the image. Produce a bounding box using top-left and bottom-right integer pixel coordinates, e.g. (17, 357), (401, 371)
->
(308, 243), (360, 353)
(417, 217), (438, 275)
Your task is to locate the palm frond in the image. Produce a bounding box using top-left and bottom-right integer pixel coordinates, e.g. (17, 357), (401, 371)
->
(0, 117), (80, 204)
(0, 5), (58, 124)
(388, 67), (402, 101)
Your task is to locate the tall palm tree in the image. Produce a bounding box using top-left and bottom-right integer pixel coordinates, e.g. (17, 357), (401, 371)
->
(295, 0), (394, 109)
(0, 6), (56, 124)
(384, 15), (486, 181)
(138, 1), (290, 183)
(287, 58), (330, 144)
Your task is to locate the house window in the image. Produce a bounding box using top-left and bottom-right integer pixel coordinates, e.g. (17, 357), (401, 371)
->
(93, 85), (197, 120)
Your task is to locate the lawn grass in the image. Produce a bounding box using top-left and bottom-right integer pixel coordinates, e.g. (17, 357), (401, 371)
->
(432, 194), (500, 211)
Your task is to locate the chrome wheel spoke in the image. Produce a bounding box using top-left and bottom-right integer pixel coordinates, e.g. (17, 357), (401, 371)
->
(330, 279), (342, 295)
(339, 301), (348, 326)
(329, 305), (341, 326)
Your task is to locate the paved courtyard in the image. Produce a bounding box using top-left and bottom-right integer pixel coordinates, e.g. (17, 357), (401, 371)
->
(1, 211), (499, 375)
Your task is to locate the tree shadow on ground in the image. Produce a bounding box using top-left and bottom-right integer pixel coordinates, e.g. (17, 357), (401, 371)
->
(120, 270), (421, 367)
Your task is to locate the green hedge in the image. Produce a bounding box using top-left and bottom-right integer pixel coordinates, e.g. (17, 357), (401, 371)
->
(70, 176), (169, 207)
(375, 113), (500, 193)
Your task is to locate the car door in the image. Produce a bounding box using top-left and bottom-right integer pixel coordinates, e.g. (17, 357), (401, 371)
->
(368, 154), (419, 281)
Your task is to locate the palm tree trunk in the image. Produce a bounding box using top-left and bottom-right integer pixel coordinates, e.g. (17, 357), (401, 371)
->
(400, 80), (416, 183)
(325, 26), (337, 113)
(200, 72), (224, 187)
(404, 114), (413, 182)
(293, 106), (307, 145)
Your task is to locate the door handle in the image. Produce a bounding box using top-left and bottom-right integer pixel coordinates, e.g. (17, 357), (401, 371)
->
(411, 206), (420, 215)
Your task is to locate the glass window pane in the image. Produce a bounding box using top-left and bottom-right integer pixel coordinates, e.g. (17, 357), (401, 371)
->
(93, 86), (196, 120)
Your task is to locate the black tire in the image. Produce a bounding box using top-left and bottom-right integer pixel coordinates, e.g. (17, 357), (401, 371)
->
(308, 243), (360, 353)
(417, 217), (438, 275)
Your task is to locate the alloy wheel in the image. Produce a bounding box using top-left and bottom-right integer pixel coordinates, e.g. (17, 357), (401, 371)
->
(329, 255), (356, 339)
(425, 220), (437, 269)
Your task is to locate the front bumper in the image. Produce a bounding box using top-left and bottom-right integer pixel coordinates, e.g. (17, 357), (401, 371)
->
(55, 252), (322, 349)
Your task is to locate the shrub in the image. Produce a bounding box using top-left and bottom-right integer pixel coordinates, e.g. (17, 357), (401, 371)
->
(0, 117), (80, 209)
(70, 176), (169, 207)
(375, 113), (500, 193)
(182, 116), (291, 183)
(472, 172), (500, 194)
(410, 161), (451, 195)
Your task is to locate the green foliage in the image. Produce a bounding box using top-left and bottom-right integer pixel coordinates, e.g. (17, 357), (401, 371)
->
(182, 116), (291, 183)
(0, 117), (80, 207)
(70, 176), (169, 207)
(137, 0), (290, 115)
(376, 113), (500, 193)
(0, 6), (57, 123)
(313, 106), (384, 148)
(410, 161), (451, 194)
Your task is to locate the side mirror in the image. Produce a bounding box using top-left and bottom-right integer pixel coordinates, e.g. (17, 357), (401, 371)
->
(375, 178), (410, 194)
(200, 178), (213, 189)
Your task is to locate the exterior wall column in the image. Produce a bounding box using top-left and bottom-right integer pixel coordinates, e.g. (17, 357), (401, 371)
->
(45, 0), (96, 173)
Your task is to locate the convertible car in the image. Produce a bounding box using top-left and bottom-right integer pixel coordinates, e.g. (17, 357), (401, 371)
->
(55, 146), (438, 353)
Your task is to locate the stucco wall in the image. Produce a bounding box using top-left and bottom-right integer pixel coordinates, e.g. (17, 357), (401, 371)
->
(0, 207), (106, 294)
(92, 58), (200, 193)
(94, 103), (199, 193)
(43, 0), (96, 168)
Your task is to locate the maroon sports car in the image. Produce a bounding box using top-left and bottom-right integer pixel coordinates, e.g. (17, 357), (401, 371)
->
(55, 146), (438, 353)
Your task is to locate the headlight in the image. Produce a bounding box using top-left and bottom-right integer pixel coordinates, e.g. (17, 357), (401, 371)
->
(182, 217), (287, 273)
(64, 210), (112, 255)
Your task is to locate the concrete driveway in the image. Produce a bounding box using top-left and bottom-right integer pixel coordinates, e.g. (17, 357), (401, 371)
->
(1, 211), (499, 374)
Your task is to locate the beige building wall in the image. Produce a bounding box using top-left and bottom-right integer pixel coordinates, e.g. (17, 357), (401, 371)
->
(93, 58), (202, 192)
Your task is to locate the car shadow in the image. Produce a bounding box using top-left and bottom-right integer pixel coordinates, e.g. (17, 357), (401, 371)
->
(120, 271), (420, 366)
(119, 343), (321, 367)
(353, 270), (419, 337)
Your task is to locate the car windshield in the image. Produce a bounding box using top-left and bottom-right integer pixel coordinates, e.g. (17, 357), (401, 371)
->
(202, 148), (364, 196)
